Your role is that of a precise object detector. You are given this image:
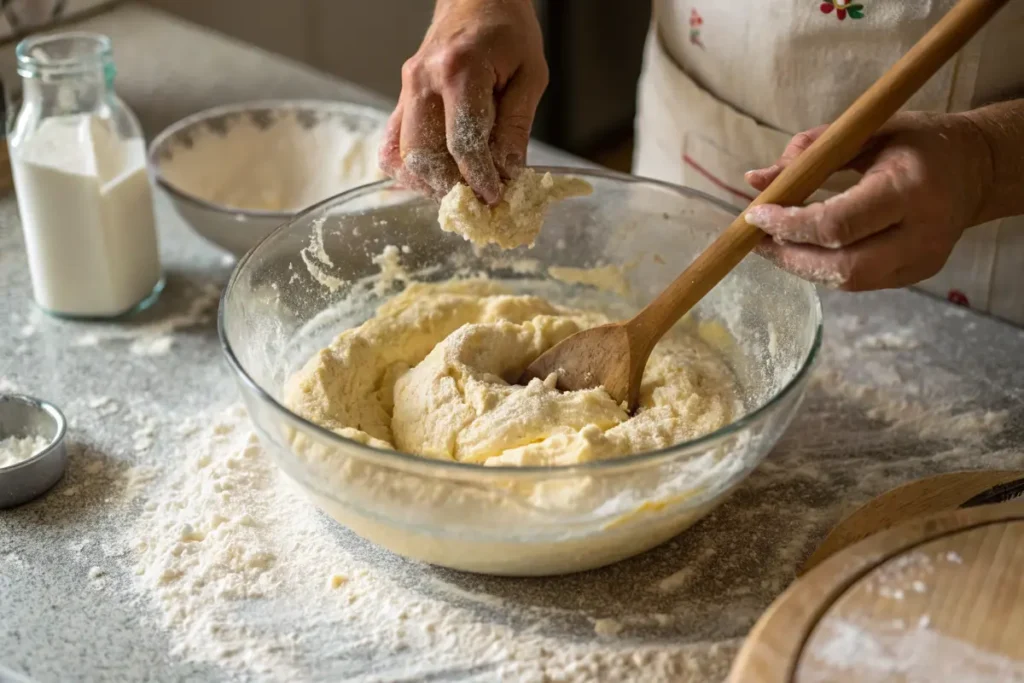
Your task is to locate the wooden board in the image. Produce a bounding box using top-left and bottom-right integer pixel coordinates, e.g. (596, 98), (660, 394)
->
(801, 469), (1024, 574)
(728, 501), (1024, 682)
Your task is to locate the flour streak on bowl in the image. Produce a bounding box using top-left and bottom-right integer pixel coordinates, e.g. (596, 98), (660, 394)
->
(148, 100), (389, 256)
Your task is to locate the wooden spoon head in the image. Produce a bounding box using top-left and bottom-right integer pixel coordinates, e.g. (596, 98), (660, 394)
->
(519, 322), (646, 411)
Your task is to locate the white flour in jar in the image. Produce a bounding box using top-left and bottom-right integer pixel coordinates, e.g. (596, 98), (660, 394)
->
(12, 114), (160, 317)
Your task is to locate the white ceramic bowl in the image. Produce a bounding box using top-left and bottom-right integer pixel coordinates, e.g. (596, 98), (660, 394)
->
(148, 99), (389, 256)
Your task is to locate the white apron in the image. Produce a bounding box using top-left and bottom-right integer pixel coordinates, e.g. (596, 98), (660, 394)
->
(635, 0), (1024, 325)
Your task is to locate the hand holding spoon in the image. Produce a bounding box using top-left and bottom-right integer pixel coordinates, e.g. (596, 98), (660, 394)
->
(522, 0), (1010, 411)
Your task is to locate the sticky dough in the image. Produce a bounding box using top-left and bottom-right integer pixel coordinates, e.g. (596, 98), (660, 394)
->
(437, 169), (593, 249)
(284, 281), (739, 467)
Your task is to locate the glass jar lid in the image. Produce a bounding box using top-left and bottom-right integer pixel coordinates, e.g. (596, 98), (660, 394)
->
(16, 32), (115, 81)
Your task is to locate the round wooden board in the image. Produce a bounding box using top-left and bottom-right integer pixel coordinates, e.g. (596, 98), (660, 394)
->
(800, 469), (1024, 575)
(727, 501), (1024, 682)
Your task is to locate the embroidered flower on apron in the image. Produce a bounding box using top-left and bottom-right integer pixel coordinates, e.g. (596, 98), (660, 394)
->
(819, 1), (866, 21)
(638, 0), (1024, 324)
(947, 290), (970, 307)
(689, 9), (704, 48)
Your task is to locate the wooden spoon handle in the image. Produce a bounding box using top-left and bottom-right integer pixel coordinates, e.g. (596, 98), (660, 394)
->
(630, 0), (1009, 344)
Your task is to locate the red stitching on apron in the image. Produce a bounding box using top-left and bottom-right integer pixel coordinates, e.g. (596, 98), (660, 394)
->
(682, 154), (757, 203)
(947, 289), (970, 307)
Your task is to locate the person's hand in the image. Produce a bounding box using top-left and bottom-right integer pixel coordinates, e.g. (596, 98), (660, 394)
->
(379, 0), (548, 204)
(743, 111), (993, 290)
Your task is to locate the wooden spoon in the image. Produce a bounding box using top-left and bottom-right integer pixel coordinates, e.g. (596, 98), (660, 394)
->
(522, 0), (1010, 411)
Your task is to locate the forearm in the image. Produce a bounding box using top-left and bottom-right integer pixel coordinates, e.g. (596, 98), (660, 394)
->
(962, 99), (1024, 224)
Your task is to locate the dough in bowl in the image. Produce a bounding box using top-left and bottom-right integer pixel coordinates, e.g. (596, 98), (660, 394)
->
(285, 280), (740, 467)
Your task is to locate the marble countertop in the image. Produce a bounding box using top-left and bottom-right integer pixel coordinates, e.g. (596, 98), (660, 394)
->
(1, 4), (1022, 682)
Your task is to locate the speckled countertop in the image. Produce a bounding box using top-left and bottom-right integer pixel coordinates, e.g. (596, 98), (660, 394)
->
(1, 4), (1023, 683)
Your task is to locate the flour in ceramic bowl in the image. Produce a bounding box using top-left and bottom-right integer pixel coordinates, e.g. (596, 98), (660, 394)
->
(157, 108), (386, 213)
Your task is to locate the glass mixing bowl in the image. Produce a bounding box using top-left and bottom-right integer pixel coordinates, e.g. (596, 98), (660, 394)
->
(219, 168), (823, 576)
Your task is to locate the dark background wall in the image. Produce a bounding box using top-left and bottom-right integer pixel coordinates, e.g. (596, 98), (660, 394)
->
(149, 0), (651, 167)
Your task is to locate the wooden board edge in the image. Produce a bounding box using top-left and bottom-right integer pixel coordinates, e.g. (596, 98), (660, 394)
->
(726, 500), (1024, 683)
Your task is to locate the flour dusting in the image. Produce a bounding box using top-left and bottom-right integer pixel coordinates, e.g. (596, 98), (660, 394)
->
(300, 217), (346, 292)
(157, 107), (385, 213)
(68, 283), (220, 353)
(802, 617), (1024, 682)
(0, 434), (49, 468)
(127, 405), (740, 681)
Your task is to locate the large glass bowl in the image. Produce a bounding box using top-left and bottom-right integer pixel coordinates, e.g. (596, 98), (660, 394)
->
(219, 168), (822, 576)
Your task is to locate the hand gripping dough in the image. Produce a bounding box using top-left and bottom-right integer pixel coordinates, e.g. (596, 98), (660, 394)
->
(438, 169), (593, 249)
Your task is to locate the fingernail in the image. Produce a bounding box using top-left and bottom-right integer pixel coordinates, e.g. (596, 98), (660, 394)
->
(745, 206), (770, 228)
(745, 164), (777, 179)
(481, 187), (502, 206)
(504, 153), (524, 173)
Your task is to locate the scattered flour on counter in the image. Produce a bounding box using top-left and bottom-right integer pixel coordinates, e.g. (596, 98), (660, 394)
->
(70, 283), (220, 354)
(131, 336), (174, 357)
(132, 419), (157, 453)
(86, 396), (121, 418)
(127, 405), (740, 682)
(121, 465), (158, 503)
(0, 434), (49, 468)
(811, 358), (1008, 445)
(593, 618), (625, 637)
(855, 327), (921, 351)
(657, 566), (696, 594)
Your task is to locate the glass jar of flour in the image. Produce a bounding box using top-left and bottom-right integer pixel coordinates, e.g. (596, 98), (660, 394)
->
(8, 32), (162, 318)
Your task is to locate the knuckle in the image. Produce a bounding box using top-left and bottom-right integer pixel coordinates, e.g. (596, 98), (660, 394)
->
(403, 150), (457, 189)
(401, 57), (426, 85)
(819, 212), (852, 248)
(402, 150), (433, 176)
(448, 134), (486, 160)
(881, 155), (925, 200)
(437, 43), (477, 82)
(790, 131), (816, 153)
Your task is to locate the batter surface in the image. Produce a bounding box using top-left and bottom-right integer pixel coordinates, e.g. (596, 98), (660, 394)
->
(285, 281), (739, 467)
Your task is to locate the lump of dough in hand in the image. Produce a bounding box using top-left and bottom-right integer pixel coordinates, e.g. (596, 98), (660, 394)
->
(438, 169), (593, 249)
